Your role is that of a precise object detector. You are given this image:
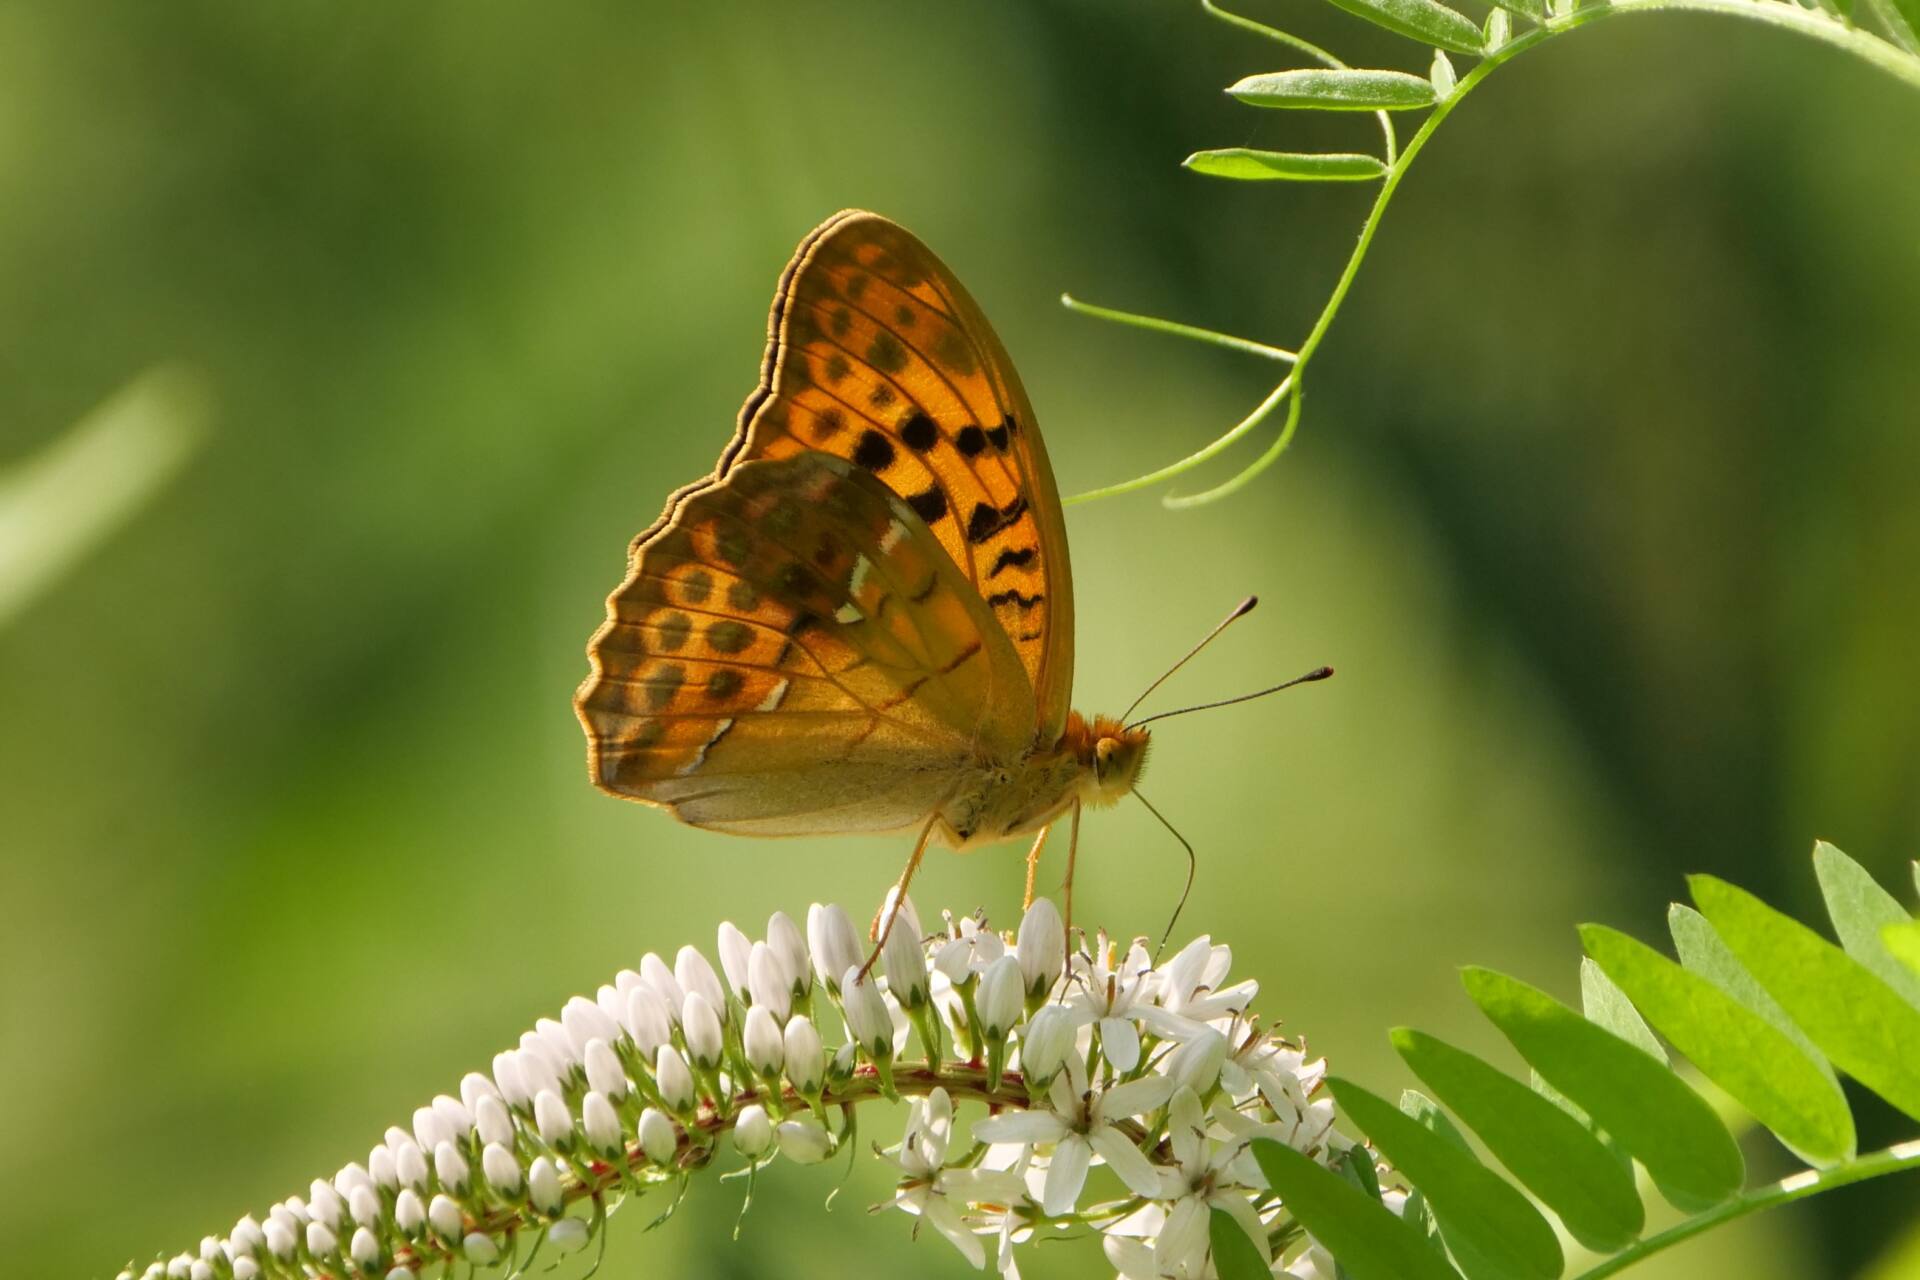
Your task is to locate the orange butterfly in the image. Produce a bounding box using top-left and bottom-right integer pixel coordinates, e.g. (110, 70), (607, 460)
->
(575, 211), (1324, 943)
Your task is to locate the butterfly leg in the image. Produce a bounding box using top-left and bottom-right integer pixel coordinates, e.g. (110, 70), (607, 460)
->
(1061, 800), (1083, 967)
(1021, 825), (1053, 910)
(860, 811), (942, 979)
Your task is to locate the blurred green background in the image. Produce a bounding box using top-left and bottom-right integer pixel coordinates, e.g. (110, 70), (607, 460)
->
(3, 1), (1916, 1276)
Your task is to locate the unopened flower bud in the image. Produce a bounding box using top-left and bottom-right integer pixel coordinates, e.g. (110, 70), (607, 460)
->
(582, 1091), (623, 1156)
(548, 1217), (590, 1252)
(1016, 898), (1066, 999)
(433, 1140), (469, 1193)
(808, 903), (863, 995)
(655, 1046), (696, 1113)
(462, 1232), (500, 1265)
(748, 940), (795, 1020)
(394, 1189), (425, 1236)
(743, 1005), (784, 1076)
(840, 968), (893, 1059)
(767, 910), (812, 998)
(776, 1117), (834, 1164)
(733, 1104), (774, 1158)
(676, 945), (728, 1019)
(350, 1226), (382, 1268)
(783, 1015), (825, 1094)
(528, 1156), (563, 1215)
(304, 1221), (338, 1259)
(584, 1038), (628, 1099)
(534, 1090), (574, 1148)
(638, 1107), (678, 1167)
(717, 920), (754, 1000)
(976, 954), (1023, 1041)
(474, 1094), (514, 1147)
(681, 992), (725, 1069)
(482, 1142), (523, 1195)
(427, 1193), (462, 1239)
(1021, 1003), (1075, 1086)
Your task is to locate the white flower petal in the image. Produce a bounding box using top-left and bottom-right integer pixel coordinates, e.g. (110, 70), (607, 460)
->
(1100, 1071), (1176, 1120)
(1099, 1016), (1141, 1073)
(1041, 1134), (1092, 1217)
(1087, 1125), (1163, 1199)
(971, 1111), (1070, 1145)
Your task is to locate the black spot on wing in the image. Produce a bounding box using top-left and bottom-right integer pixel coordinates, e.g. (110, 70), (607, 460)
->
(706, 669), (744, 701)
(986, 422), (1010, 452)
(906, 487), (949, 525)
(989, 547), (1036, 578)
(643, 664), (685, 710)
(955, 425), (987, 458)
(852, 430), (896, 473)
(900, 411), (939, 452)
(812, 407), (846, 441)
(866, 331), (908, 374)
(965, 496), (1028, 544)
(985, 589), (1044, 611)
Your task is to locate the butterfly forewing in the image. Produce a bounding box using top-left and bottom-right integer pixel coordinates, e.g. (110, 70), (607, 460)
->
(742, 212), (1073, 739)
(579, 452), (1033, 834)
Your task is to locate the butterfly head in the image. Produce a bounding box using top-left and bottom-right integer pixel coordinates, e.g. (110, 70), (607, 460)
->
(1067, 712), (1151, 805)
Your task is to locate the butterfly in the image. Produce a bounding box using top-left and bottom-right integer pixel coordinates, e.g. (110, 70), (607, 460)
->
(574, 211), (1325, 944)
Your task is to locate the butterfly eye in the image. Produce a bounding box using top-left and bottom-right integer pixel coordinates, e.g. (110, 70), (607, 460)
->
(1094, 738), (1117, 778)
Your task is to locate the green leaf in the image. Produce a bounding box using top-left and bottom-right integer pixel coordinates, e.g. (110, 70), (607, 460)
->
(1494, 0), (1547, 20)
(1581, 925), (1856, 1165)
(1210, 1207), (1269, 1280)
(1670, 904), (1837, 1086)
(1249, 1139), (1463, 1280)
(1887, 921), (1920, 977)
(1462, 967), (1745, 1212)
(1227, 69), (1437, 111)
(1184, 148), (1388, 182)
(1693, 875), (1920, 1122)
(1331, 1080), (1562, 1280)
(1317, 0), (1487, 52)
(1392, 1029), (1642, 1252)
(1813, 841), (1920, 1009)
(1581, 957), (1665, 1063)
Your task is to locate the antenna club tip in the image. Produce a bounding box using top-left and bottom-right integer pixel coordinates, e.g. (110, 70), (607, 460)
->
(1236, 595), (1259, 615)
(1309, 665), (1334, 681)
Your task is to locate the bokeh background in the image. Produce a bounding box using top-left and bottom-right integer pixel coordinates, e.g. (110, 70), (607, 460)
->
(3, 1), (1916, 1276)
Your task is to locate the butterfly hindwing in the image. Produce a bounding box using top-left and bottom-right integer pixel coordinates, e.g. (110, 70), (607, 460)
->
(578, 451), (1034, 833)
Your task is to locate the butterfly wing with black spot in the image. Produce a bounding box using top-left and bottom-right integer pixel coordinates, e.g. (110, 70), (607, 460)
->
(712, 210), (1075, 745)
(576, 451), (1035, 835)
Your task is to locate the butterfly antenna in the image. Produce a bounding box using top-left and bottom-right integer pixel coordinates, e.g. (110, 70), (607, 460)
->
(1126, 665), (1333, 732)
(1133, 789), (1195, 961)
(1120, 595), (1260, 724)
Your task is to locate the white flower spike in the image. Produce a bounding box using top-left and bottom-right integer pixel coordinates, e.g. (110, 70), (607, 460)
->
(125, 899), (1361, 1280)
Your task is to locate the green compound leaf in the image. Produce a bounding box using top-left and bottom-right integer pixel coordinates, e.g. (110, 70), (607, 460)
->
(1813, 841), (1920, 1009)
(1391, 1029), (1642, 1252)
(1692, 875), (1920, 1123)
(1210, 1207), (1269, 1280)
(1184, 148), (1388, 181)
(1888, 921), (1920, 977)
(1331, 1080), (1562, 1280)
(1670, 904), (1837, 1086)
(1582, 925), (1856, 1166)
(1250, 1139), (1463, 1280)
(1317, 0), (1487, 52)
(1227, 69), (1437, 110)
(1462, 967), (1744, 1212)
